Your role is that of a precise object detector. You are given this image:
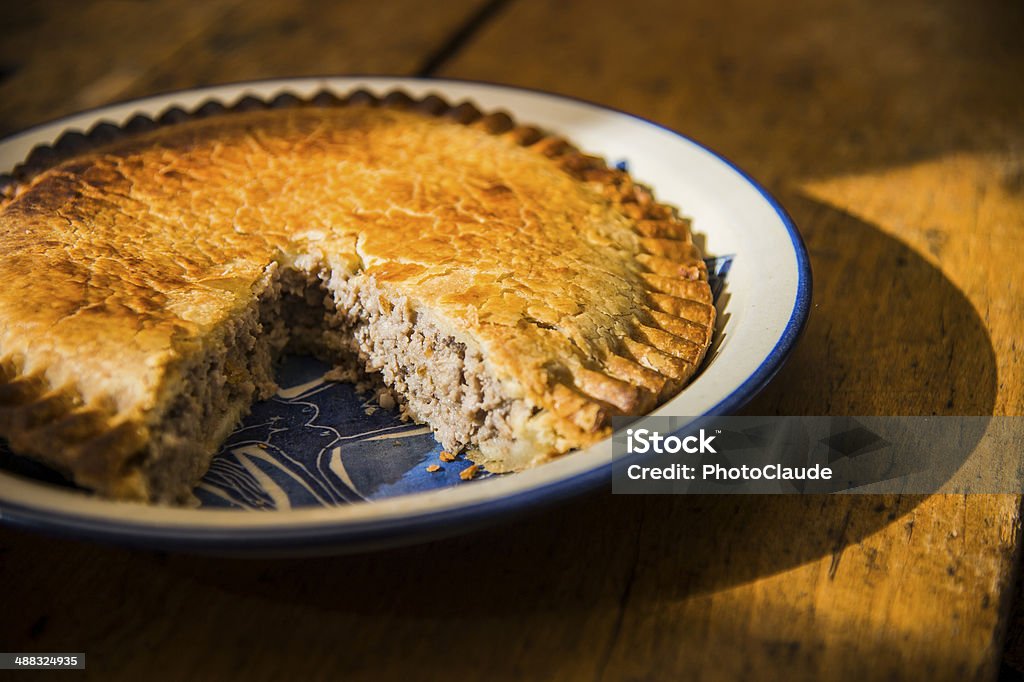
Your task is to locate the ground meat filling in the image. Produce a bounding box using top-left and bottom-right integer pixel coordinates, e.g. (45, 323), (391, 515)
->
(141, 260), (522, 502)
(326, 270), (519, 454)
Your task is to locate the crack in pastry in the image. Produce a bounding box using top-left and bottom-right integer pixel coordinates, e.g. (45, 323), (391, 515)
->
(0, 90), (715, 503)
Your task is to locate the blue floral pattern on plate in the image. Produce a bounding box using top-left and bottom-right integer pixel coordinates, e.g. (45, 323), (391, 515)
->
(194, 355), (486, 510)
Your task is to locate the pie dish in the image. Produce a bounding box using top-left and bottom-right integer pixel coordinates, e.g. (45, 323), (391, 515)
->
(0, 78), (810, 552)
(0, 87), (714, 503)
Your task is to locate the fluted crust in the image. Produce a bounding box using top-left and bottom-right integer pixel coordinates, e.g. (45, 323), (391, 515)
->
(0, 89), (715, 499)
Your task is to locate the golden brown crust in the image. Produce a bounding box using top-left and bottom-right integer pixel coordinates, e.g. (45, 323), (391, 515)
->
(0, 89), (714, 497)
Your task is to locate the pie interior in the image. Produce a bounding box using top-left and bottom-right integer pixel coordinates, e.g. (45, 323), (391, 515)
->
(0, 89), (715, 503)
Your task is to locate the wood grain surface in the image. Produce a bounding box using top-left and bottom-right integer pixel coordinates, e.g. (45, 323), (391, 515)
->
(1, 0), (1022, 680)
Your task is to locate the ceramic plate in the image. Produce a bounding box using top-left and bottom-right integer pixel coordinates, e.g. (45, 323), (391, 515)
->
(0, 77), (811, 554)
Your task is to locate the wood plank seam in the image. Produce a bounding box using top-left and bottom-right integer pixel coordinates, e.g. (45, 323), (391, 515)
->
(416, 0), (516, 77)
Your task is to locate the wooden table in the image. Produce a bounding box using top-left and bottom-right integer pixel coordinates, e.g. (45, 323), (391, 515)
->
(1, 1), (1022, 679)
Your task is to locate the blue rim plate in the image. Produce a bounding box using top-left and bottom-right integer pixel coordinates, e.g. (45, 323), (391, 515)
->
(0, 77), (811, 554)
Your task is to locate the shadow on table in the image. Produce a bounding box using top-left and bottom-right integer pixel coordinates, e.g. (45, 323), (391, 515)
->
(161, 195), (996, 608)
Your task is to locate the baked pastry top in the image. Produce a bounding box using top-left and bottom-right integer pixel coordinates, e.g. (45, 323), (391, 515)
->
(0, 91), (714, 502)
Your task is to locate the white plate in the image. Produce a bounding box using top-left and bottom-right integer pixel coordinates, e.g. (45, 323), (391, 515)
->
(0, 77), (811, 554)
